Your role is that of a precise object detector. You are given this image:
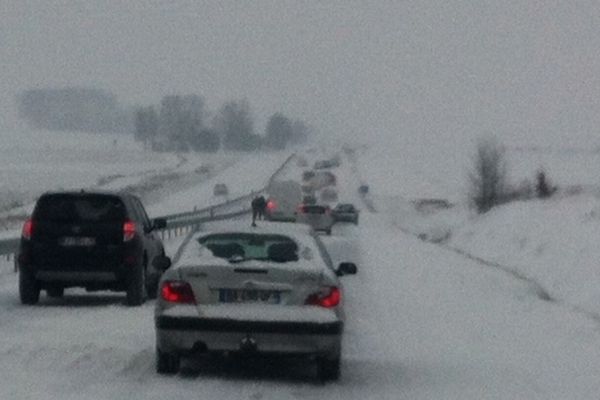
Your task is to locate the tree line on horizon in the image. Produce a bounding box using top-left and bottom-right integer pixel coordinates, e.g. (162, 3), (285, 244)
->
(16, 87), (311, 153)
(134, 95), (310, 153)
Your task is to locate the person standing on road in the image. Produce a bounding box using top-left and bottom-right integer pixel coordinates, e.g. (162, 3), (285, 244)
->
(257, 195), (267, 220)
(251, 196), (261, 227)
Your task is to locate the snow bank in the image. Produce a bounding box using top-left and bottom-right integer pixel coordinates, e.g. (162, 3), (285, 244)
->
(448, 195), (600, 313)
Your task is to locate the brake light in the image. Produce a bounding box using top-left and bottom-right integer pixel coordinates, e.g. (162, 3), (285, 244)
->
(297, 205), (306, 213)
(22, 219), (34, 240)
(305, 286), (341, 308)
(267, 200), (276, 210)
(123, 220), (136, 242)
(161, 281), (196, 304)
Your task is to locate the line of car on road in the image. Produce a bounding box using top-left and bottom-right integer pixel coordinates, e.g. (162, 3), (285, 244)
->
(14, 156), (362, 381)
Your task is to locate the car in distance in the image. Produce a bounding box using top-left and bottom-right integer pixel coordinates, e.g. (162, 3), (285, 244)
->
(320, 187), (338, 203)
(313, 160), (331, 170)
(358, 184), (369, 194)
(313, 157), (340, 170)
(213, 183), (229, 196)
(17, 191), (167, 306)
(154, 222), (357, 380)
(295, 204), (334, 235)
(302, 194), (317, 205)
(302, 170), (316, 182)
(332, 203), (359, 225)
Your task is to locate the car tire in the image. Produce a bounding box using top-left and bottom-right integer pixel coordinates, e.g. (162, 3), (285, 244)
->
(19, 270), (41, 305)
(46, 285), (64, 298)
(326, 228), (332, 235)
(156, 348), (180, 374)
(126, 265), (146, 306)
(316, 355), (340, 382)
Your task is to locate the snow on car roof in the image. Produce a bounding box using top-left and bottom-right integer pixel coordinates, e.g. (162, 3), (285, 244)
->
(174, 221), (325, 270)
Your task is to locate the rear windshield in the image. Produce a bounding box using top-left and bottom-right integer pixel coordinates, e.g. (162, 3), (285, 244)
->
(33, 194), (126, 223)
(301, 205), (327, 214)
(198, 233), (299, 263)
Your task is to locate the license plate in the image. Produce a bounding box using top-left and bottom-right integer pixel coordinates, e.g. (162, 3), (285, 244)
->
(59, 236), (96, 246)
(219, 289), (280, 304)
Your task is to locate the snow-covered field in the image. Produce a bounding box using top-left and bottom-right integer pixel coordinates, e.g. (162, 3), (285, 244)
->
(2, 128), (600, 398)
(0, 128), (292, 233)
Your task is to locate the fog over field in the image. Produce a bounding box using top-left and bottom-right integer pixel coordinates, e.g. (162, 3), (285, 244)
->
(3, 1), (600, 149)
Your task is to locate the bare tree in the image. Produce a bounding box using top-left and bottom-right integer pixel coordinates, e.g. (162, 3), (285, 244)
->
(265, 112), (293, 149)
(213, 99), (259, 151)
(468, 137), (509, 213)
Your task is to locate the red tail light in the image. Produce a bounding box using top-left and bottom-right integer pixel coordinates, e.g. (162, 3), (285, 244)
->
(160, 281), (196, 304)
(22, 219), (34, 240)
(267, 200), (276, 210)
(305, 286), (341, 308)
(123, 220), (136, 242)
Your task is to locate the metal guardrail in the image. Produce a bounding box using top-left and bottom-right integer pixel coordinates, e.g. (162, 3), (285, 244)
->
(0, 153), (296, 262)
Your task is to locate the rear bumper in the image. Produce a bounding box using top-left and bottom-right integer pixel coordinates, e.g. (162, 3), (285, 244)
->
(155, 316), (343, 356)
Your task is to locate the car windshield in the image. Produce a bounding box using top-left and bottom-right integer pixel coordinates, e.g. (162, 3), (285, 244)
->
(198, 233), (299, 263)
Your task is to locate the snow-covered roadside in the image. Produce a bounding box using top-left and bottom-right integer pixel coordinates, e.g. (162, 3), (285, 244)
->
(354, 138), (600, 322)
(447, 195), (600, 314)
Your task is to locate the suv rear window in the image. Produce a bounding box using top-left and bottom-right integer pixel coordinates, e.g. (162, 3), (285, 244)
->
(33, 194), (126, 223)
(300, 205), (327, 214)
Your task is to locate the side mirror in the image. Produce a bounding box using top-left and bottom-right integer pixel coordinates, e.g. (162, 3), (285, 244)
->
(336, 262), (357, 276)
(153, 255), (172, 271)
(153, 218), (167, 230)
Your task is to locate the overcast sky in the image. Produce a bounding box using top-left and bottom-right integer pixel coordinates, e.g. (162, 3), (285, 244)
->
(2, 1), (600, 145)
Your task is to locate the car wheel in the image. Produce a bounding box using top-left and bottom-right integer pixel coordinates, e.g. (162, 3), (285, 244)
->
(316, 355), (340, 382)
(46, 285), (64, 298)
(19, 270), (41, 305)
(126, 265), (146, 306)
(156, 348), (180, 374)
(326, 228), (332, 235)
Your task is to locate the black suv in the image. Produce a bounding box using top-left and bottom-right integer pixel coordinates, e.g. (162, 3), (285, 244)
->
(17, 191), (167, 306)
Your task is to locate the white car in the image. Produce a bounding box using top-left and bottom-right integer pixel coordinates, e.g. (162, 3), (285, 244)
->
(154, 222), (357, 380)
(213, 183), (228, 196)
(295, 204), (335, 235)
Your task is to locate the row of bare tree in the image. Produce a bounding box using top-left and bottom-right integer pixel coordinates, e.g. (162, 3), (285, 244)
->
(134, 95), (310, 152)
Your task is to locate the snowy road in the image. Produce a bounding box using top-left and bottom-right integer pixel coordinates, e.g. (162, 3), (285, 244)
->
(2, 151), (600, 399)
